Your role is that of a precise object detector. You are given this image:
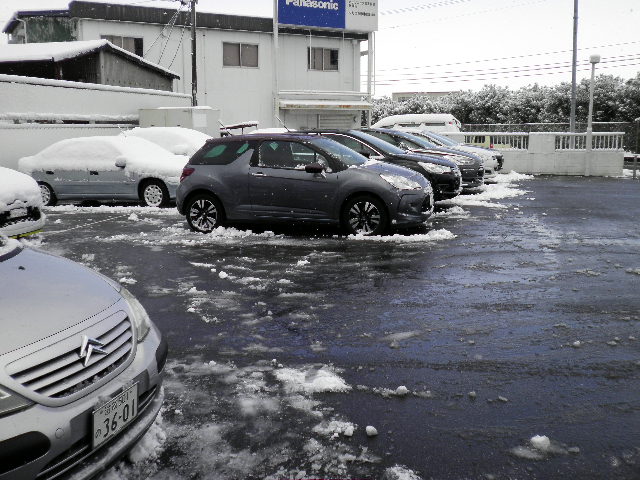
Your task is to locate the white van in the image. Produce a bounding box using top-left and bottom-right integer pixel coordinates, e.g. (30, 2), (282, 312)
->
(372, 114), (462, 133)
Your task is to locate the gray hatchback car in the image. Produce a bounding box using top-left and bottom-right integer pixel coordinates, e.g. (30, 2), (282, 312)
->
(177, 134), (434, 236)
(0, 236), (167, 480)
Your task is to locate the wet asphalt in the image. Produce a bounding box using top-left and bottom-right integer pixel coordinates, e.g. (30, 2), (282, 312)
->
(30, 175), (640, 480)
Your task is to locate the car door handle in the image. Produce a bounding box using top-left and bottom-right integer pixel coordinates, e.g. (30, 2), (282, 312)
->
(90, 171), (99, 175)
(250, 172), (266, 177)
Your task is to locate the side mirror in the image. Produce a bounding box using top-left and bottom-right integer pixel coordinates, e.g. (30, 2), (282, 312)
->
(305, 162), (324, 174)
(361, 151), (371, 158)
(115, 158), (127, 168)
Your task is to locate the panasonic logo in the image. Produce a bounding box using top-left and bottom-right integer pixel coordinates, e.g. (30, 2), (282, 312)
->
(285, 0), (340, 10)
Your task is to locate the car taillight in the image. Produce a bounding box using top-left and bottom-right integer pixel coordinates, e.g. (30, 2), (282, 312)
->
(180, 167), (195, 182)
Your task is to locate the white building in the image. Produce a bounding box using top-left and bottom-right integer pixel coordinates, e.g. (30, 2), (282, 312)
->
(4, 1), (373, 130)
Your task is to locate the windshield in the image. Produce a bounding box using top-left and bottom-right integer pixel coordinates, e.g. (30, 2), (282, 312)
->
(350, 131), (406, 156)
(420, 131), (458, 147)
(311, 137), (368, 167)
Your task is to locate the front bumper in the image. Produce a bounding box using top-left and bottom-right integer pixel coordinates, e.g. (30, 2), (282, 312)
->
(391, 188), (433, 226)
(0, 326), (166, 480)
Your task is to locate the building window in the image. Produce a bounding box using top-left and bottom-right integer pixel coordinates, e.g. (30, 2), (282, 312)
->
(308, 47), (339, 71)
(222, 42), (259, 68)
(101, 35), (143, 57)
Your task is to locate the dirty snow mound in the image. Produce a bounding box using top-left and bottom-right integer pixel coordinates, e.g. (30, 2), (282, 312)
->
(383, 465), (423, 480)
(274, 365), (351, 393)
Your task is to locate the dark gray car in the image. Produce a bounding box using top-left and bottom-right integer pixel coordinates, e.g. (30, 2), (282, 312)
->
(177, 134), (434, 236)
(0, 236), (167, 480)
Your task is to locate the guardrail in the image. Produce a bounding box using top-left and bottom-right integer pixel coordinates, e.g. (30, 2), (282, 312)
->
(555, 132), (624, 151)
(444, 131), (529, 150)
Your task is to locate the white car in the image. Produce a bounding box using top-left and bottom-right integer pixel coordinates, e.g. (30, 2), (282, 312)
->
(121, 127), (211, 157)
(412, 131), (503, 182)
(0, 167), (45, 238)
(19, 136), (188, 207)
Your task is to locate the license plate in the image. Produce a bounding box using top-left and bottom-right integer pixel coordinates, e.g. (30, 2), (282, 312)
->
(9, 208), (27, 219)
(92, 383), (138, 448)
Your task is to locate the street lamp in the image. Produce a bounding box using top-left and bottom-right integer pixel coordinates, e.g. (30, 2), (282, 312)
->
(586, 54), (600, 151)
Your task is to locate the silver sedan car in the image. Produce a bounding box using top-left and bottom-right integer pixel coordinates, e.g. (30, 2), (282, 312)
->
(0, 236), (167, 479)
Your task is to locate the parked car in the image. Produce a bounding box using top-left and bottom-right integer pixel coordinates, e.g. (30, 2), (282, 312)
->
(297, 129), (462, 201)
(372, 114), (462, 132)
(177, 134), (434, 236)
(19, 136), (188, 207)
(362, 128), (484, 189)
(0, 235), (167, 480)
(414, 131), (504, 182)
(0, 167), (45, 238)
(121, 126), (211, 157)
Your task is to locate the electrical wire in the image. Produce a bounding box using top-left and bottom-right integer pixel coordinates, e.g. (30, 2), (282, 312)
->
(380, 0), (475, 16)
(168, 11), (190, 68)
(367, 60), (640, 86)
(158, 2), (184, 63)
(143, 3), (182, 57)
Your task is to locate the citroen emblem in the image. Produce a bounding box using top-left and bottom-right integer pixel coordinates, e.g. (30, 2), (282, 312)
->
(79, 336), (108, 367)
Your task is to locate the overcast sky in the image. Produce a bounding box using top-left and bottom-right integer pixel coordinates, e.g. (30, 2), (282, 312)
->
(0, 0), (638, 97)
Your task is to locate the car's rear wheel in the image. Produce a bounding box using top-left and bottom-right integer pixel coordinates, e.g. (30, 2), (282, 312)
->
(341, 195), (388, 236)
(186, 193), (223, 233)
(38, 182), (57, 206)
(140, 180), (169, 207)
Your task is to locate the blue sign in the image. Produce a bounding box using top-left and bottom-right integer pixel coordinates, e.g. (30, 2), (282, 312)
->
(278, 0), (346, 30)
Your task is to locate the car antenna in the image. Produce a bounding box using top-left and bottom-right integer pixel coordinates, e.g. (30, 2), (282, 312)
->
(275, 115), (291, 132)
(218, 119), (232, 137)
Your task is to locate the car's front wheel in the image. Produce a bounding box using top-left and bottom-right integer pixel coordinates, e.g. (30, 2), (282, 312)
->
(140, 180), (169, 207)
(38, 182), (57, 206)
(341, 195), (388, 236)
(186, 193), (224, 233)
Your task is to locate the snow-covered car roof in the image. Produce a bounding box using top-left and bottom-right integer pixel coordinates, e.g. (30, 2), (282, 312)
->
(0, 167), (42, 211)
(18, 136), (188, 180)
(121, 127), (211, 157)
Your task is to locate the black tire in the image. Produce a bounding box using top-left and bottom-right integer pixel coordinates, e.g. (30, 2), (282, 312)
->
(341, 195), (388, 236)
(38, 182), (57, 206)
(185, 193), (224, 233)
(140, 180), (169, 207)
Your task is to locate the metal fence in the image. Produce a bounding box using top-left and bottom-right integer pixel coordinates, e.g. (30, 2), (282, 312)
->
(555, 132), (625, 151)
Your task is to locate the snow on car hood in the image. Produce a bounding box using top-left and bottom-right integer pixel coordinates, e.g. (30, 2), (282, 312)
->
(355, 159), (428, 186)
(0, 166), (43, 210)
(0, 246), (122, 350)
(18, 136), (188, 183)
(121, 127), (211, 157)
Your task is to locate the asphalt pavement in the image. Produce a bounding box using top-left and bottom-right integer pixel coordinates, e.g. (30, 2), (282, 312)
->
(28, 174), (640, 480)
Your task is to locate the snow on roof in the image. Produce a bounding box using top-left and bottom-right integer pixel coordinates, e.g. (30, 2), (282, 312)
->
(0, 40), (179, 78)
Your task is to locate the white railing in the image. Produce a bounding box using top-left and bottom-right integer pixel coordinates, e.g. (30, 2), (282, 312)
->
(555, 132), (624, 151)
(443, 131), (529, 150)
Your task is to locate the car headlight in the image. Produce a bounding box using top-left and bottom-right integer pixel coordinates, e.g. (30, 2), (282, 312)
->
(451, 155), (474, 166)
(0, 386), (33, 417)
(120, 287), (151, 341)
(379, 174), (422, 190)
(417, 162), (454, 174)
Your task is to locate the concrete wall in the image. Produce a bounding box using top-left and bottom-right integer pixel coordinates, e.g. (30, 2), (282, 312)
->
(78, 19), (363, 128)
(0, 124), (128, 170)
(0, 74), (190, 118)
(501, 133), (624, 176)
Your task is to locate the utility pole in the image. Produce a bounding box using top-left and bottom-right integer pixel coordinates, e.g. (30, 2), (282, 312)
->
(569, 0), (578, 136)
(190, 0), (198, 107)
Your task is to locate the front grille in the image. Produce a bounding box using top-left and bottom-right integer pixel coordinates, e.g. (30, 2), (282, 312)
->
(36, 386), (158, 480)
(0, 206), (41, 228)
(7, 316), (133, 399)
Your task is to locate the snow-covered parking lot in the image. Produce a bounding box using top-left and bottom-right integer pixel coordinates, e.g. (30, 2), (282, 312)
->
(23, 173), (640, 480)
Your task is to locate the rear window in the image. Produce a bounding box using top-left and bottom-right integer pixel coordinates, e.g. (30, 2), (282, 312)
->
(190, 141), (254, 165)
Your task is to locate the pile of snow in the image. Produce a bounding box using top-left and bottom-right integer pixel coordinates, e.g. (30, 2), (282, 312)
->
(274, 365), (351, 394)
(383, 465), (423, 480)
(347, 228), (455, 243)
(0, 235), (20, 256)
(0, 167), (42, 210)
(121, 127), (211, 157)
(495, 171), (534, 183)
(18, 136), (188, 183)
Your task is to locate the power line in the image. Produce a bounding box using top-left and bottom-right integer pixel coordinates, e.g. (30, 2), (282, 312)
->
(368, 53), (640, 80)
(372, 40), (640, 74)
(367, 60), (640, 86)
(158, 2), (184, 63)
(381, 0), (551, 30)
(380, 0), (475, 16)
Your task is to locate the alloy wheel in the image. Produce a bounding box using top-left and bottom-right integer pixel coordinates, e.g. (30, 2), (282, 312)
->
(348, 201), (381, 235)
(189, 199), (218, 232)
(39, 184), (51, 205)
